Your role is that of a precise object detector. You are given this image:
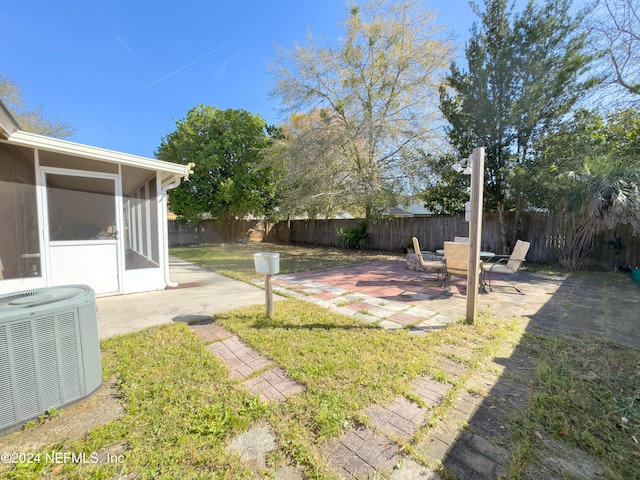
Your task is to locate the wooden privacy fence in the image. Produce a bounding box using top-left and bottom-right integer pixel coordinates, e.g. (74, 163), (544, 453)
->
(265, 213), (640, 268)
(168, 213), (640, 268)
(168, 219), (266, 246)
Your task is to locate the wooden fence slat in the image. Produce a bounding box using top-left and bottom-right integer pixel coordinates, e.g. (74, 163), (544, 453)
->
(169, 213), (640, 268)
(262, 214), (640, 267)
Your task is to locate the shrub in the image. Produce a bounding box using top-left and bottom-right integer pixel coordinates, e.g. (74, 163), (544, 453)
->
(336, 222), (369, 249)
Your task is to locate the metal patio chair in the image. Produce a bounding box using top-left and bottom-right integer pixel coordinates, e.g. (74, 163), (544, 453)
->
(443, 241), (485, 293)
(411, 237), (445, 283)
(482, 239), (530, 293)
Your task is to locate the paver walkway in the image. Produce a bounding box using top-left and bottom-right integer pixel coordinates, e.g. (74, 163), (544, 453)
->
(189, 320), (307, 479)
(190, 320), (304, 403)
(319, 375), (451, 479)
(189, 313), (519, 479)
(186, 261), (538, 479)
(189, 318), (450, 478)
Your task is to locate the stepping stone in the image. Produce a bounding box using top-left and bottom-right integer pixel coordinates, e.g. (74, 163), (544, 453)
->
(435, 358), (468, 382)
(272, 464), (305, 479)
(366, 396), (428, 441)
(445, 439), (506, 479)
(364, 305), (400, 318)
(227, 424), (276, 471)
(387, 311), (421, 326)
(404, 306), (438, 318)
(320, 427), (399, 479)
(409, 313), (457, 336)
(378, 301), (411, 312)
(226, 423), (306, 478)
(189, 320), (233, 343)
(389, 457), (440, 479)
(378, 320), (405, 330)
(243, 367), (305, 403)
(314, 291), (340, 301)
(207, 335), (272, 380)
(411, 376), (451, 405)
(345, 301), (377, 312)
(199, 329), (305, 403)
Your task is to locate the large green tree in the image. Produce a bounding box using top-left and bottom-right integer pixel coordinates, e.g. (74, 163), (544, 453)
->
(269, 0), (454, 219)
(438, 0), (595, 249)
(0, 73), (74, 138)
(419, 152), (471, 215)
(156, 106), (279, 222)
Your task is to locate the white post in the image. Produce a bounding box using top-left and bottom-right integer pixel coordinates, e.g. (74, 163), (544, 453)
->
(265, 273), (274, 317)
(254, 252), (279, 318)
(466, 147), (485, 325)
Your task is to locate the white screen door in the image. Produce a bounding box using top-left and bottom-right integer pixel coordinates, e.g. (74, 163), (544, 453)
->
(42, 169), (121, 295)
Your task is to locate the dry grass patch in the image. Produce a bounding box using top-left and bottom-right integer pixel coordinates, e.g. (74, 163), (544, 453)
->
(170, 243), (398, 283)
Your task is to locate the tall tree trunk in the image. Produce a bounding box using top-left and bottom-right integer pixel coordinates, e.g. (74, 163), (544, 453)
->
(497, 202), (508, 254)
(510, 191), (526, 250)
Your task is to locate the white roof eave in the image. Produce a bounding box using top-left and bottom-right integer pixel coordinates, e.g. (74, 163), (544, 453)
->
(0, 105), (20, 139)
(6, 130), (191, 178)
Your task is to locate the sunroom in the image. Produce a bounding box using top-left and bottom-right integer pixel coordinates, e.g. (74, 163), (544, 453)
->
(0, 101), (192, 296)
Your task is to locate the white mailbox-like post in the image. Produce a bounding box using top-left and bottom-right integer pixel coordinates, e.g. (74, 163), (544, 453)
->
(253, 253), (280, 317)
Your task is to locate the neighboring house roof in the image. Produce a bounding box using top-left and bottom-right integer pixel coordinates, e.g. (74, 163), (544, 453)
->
(403, 202), (434, 216)
(388, 207), (413, 217)
(390, 202), (434, 217)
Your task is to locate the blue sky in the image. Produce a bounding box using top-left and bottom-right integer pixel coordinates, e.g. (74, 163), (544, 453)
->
(4, 1), (508, 158)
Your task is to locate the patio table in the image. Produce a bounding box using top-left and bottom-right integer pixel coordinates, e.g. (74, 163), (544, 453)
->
(435, 249), (495, 259)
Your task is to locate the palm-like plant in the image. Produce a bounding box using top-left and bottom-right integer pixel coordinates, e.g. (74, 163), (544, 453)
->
(559, 155), (640, 269)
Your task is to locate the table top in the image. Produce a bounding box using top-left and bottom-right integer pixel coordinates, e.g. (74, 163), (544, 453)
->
(435, 249), (495, 258)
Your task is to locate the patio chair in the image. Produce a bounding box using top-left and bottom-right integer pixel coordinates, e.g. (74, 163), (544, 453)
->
(411, 237), (445, 282)
(443, 241), (485, 293)
(482, 240), (530, 293)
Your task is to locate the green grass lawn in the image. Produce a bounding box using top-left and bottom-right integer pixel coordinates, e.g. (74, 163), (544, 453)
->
(170, 243), (399, 282)
(3, 243), (639, 479)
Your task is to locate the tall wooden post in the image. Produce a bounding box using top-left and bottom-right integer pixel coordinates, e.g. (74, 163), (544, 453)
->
(466, 147), (485, 325)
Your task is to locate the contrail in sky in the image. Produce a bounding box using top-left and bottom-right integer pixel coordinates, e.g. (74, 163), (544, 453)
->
(145, 41), (234, 88)
(145, 30), (257, 88)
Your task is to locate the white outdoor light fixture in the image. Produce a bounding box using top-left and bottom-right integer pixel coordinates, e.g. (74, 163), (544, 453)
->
(451, 155), (473, 175)
(453, 154), (474, 222)
(452, 148), (485, 325)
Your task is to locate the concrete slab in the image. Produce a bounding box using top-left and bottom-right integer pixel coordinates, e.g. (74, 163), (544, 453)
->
(227, 423), (276, 470)
(390, 458), (440, 479)
(96, 258), (278, 339)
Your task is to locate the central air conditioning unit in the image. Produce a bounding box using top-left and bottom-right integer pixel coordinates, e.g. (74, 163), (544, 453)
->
(0, 285), (102, 433)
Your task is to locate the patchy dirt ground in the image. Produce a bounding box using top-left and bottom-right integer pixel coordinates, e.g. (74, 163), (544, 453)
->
(0, 380), (123, 456)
